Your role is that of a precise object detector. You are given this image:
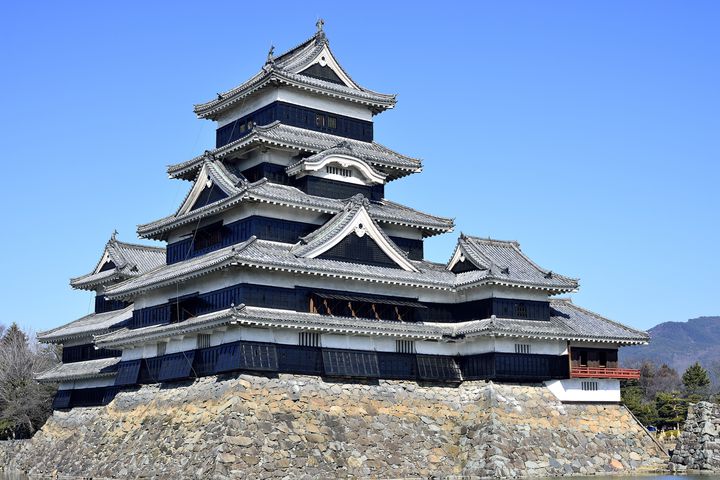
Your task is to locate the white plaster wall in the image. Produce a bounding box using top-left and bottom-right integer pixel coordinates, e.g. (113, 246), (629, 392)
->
(493, 337), (566, 355)
(215, 88), (373, 127)
(121, 348), (143, 361)
(457, 337), (495, 355)
(166, 337), (197, 355)
(545, 379), (620, 403)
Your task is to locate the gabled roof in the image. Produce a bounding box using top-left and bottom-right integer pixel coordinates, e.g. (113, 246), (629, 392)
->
(167, 122), (422, 181)
(447, 234), (579, 291)
(94, 300), (648, 350)
(193, 27), (396, 120)
(69, 233), (166, 291)
(286, 141), (387, 185)
(104, 237), (576, 300)
(37, 305), (133, 344)
(36, 357), (120, 383)
(292, 194), (418, 272)
(140, 160), (452, 240)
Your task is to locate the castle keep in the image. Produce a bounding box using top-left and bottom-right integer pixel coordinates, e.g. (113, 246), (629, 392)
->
(38, 23), (647, 408)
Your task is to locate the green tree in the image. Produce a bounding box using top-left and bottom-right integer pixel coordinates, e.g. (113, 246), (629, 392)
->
(655, 391), (686, 430)
(682, 362), (711, 402)
(622, 380), (658, 426)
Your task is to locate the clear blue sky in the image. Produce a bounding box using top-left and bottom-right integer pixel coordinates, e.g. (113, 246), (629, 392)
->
(1, 1), (717, 333)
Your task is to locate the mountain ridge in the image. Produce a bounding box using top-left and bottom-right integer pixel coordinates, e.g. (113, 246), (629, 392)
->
(620, 316), (720, 380)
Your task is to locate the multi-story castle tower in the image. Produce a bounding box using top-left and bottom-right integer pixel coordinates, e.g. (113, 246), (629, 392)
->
(38, 23), (647, 408)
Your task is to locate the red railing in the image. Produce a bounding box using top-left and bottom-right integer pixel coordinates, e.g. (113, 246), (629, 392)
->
(570, 367), (641, 380)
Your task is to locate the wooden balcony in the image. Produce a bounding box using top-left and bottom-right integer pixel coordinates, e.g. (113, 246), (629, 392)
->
(570, 366), (641, 380)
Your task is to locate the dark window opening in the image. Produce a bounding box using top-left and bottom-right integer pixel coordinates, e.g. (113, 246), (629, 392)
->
(579, 351), (588, 367)
(599, 351), (607, 367)
(168, 293), (203, 323)
(328, 116), (337, 129)
(193, 222), (224, 251)
(310, 292), (424, 322)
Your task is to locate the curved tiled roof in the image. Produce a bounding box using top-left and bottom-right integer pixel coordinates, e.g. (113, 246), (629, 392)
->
(37, 305), (133, 343)
(140, 160), (452, 240)
(94, 300), (648, 350)
(193, 31), (396, 120)
(167, 122), (421, 181)
(36, 357), (120, 383)
(105, 236), (577, 300)
(449, 234), (579, 291)
(70, 234), (166, 291)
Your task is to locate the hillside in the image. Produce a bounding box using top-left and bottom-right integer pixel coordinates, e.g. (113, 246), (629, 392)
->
(620, 316), (720, 380)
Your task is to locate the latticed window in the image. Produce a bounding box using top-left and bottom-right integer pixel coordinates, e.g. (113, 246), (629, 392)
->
(513, 303), (529, 318)
(514, 344), (530, 354)
(299, 332), (321, 347)
(326, 165), (352, 177)
(328, 116), (337, 129)
(157, 342), (167, 356)
(197, 334), (211, 349)
(581, 381), (598, 391)
(395, 340), (416, 354)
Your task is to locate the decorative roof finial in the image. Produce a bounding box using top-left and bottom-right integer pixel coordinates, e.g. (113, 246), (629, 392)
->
(111, 229), (118, 242)
(266, 45), (275, 65)
(316, 18), (324, 33)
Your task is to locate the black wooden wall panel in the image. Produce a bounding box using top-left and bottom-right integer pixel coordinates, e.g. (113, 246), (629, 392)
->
(94, 296), (130, 314)
(62, 344), (121, 364)
(322, 349), (379, 378)
(114, 360), (141, 386)
(319, 233), (399, 268)
(52, 390), (72, 409)
(215, 101), (373, 147)
(158, 352), (196, 382)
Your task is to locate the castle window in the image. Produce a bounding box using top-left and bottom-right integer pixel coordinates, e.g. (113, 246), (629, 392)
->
(315, 114), (325, 127)
(197, 334), (211, 349)
(193, 222), (224, 251)
(581, 381), (598, 391)
(239, 123), (246, 133)
(514, 303), (528, 318)
(326, 165), (352, 177)
(579, 351), (588, 366)
(328, 116), (337, 129)
(514, 344), (530, 354)
(299, 332), (321, 347)
(395, 340), (415, 354)
(599, 351), (607, 367)
(157, 342), (167, 356)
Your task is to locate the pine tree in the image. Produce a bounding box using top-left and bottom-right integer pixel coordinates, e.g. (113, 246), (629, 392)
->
(655, 391), (686, 430)
(682, 362), (711, 402)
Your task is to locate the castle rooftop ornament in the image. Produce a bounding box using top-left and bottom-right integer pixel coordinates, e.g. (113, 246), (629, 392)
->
(39, 23), (647, 410)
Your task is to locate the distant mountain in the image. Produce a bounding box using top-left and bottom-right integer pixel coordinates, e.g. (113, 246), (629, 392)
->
(620, 316), (720, 381)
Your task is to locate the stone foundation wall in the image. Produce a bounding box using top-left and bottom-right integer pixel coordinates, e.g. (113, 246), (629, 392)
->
(670, 401), (720, 472)
(3, 374), (667, 479)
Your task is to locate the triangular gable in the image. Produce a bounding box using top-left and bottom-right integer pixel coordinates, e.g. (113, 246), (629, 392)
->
(447, 235), (492, 273)
(176, 161), (241, 216)
(292, 195), (418, 272)
(294, 42), (359, 89)
(319, 230), (397, 268)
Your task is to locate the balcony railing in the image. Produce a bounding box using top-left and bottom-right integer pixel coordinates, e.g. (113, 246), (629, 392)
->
(570, 366), (641, 380)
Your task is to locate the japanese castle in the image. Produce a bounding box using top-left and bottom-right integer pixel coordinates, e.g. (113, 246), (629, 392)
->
(38, 23), (647, 409)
